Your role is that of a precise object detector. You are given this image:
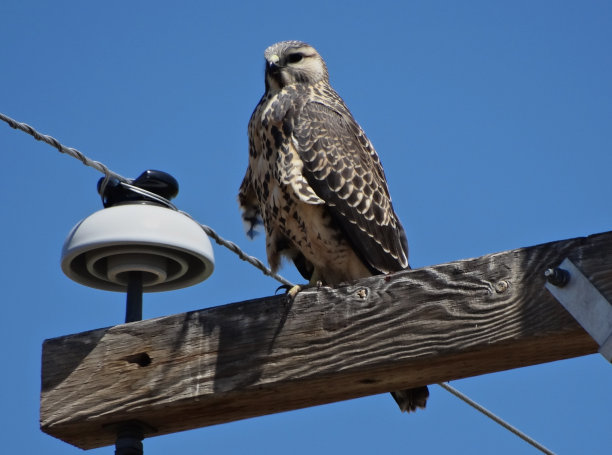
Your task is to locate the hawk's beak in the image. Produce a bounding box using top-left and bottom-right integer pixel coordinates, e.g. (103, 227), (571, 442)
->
(267, 54), (280, 71)
(265, 54), (283, 87)
(266, 58), (281, 77)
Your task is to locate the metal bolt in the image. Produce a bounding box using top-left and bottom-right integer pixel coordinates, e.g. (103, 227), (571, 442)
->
(544, 267), (570, 287)
(494, 280), (509, 293)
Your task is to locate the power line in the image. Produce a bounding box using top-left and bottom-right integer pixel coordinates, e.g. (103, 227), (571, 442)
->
(1, 110), (554, 454)
(0, 111), (292, 288)
(0, 112), (128, 183)
(438, 382), (555, 454)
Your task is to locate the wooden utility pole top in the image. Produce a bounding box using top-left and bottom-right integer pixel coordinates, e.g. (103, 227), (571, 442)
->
(41, 231), (612, 450)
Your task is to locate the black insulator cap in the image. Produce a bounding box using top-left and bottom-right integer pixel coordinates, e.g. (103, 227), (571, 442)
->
(98, 170), (179, 208)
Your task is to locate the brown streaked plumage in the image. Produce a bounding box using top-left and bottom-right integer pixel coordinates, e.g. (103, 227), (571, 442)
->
(238, 40), (428, 413)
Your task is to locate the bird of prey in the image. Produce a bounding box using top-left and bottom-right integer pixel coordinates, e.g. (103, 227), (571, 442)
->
(238, 40), (429, 412)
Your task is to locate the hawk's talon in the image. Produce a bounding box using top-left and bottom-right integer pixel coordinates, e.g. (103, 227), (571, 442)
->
(275, 284), (291, 295)
(275, 283), (303, 299)
(286, 284), (302, 299)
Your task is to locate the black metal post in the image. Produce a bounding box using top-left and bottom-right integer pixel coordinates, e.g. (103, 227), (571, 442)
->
(117, 274), (145, 454)
(114, 422), (144, 455)
(125, 271), (143, 323)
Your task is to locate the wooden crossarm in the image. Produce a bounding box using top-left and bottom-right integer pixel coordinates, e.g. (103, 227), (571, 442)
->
(40, 231), (612, 449)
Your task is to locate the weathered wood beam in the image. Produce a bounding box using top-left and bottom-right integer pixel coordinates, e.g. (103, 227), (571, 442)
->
(41, 231), (612, 449)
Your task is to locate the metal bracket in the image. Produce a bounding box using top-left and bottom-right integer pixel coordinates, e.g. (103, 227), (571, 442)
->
(545, 258), (612, 362)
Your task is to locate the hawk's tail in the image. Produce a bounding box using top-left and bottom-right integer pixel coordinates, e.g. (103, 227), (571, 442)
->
(390, 386), (429, 413)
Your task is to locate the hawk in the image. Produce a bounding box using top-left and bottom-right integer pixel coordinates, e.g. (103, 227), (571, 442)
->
(238, 40), (429, 413)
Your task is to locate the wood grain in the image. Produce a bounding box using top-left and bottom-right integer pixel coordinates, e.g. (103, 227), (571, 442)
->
(40, 231), (612, 449)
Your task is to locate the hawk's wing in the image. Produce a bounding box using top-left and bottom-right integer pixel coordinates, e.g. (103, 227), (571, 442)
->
(292, 99), (409, 273)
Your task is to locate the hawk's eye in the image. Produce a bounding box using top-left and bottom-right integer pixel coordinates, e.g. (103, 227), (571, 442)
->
(286, 53), (304, 64)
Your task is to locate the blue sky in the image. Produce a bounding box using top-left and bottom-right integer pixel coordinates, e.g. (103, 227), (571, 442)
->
(1, 1), (611, 453)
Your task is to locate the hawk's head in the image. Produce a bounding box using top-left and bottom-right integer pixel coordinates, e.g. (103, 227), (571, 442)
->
(263, 41), (329, 92)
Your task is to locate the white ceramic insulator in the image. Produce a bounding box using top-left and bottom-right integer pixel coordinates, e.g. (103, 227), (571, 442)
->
(61, 204), (214, 292)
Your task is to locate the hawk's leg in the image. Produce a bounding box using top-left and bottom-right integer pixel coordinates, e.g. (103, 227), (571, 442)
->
(277, 270), (323, 300)
(275, 283), (304, 299)
(286, 284), (302, 299)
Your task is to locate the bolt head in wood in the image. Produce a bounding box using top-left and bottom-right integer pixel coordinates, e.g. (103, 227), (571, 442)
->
(544, 267), (570, 287)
